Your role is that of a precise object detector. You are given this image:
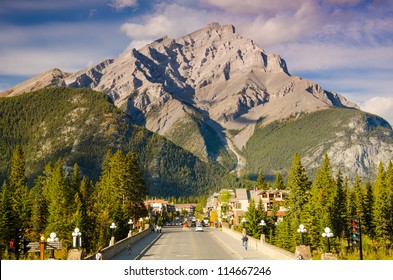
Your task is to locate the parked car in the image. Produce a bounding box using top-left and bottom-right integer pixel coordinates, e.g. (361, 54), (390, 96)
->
(195, 225), (204, 232)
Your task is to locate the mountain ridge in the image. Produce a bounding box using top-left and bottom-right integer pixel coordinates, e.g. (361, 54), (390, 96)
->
(2, 22), (392, 180)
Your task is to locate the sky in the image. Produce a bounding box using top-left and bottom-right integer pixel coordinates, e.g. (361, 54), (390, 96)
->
(1, 0), (393, 124)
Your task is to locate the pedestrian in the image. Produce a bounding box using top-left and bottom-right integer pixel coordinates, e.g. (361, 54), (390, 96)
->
(95, 248), (103, 260)
(242, 235), (248, 250)
(127, 244), (132, 255)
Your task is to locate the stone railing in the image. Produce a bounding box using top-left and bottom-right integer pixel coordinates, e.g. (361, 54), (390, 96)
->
(84, 228), (151, 260)
(221, 224), (297, 260)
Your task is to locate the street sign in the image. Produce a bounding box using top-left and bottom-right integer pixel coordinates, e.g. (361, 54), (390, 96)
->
(47, 241), (62, 250)
(26, 242), (40, 253)
(25, 241), (63, 252)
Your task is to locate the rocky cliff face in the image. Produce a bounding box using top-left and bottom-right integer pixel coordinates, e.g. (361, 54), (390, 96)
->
(2, 22), (391, 179)
(58, 23), (358, 160)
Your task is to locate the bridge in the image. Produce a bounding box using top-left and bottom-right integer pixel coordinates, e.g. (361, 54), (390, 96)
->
(84, 224), (297, 260)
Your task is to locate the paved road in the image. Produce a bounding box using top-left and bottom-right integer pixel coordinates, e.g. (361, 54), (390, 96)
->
(111, 226), (275, 260)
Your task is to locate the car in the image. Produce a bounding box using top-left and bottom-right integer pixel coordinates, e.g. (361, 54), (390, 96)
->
(195, 225), (203, 232)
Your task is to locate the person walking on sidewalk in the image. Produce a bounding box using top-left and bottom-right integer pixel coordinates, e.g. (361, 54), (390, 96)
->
(242, 235), (248, 250)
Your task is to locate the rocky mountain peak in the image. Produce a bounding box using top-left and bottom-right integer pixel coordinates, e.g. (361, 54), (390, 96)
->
(2, 22), (373, 177)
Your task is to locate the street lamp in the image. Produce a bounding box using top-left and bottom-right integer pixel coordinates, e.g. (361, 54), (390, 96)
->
(72, 228), (82, 249)
(47, 232), (59, 259)
(128, 219), (134, 236)
(322, 227), (334, 253)
(260, 219), (266, 235)
(241, 217), (247, 235)
(297, 224), (307, 245)
(110, 222), (116, 246)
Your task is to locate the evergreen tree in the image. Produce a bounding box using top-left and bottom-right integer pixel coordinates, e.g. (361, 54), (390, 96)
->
(286, 153), (310, 223)
(244, 176), (251, 191)
(8, 146), (31, 229)
(42, 159), (73, 246)
(332, 169), (347, 239)
(307, 153), (336, 250)
(353, 174), (365, 221)
(93, 150), (148, 249)
(255, 170), (267, 190)
(244, 199), (262, 239)
(362, 181), (374, 236)
(0, 182), (15, 257)
(273, 172), (285, 190)
(372, 162), (390, 244)
(29, 177), (48, 241)
(383, 161), (393, 243)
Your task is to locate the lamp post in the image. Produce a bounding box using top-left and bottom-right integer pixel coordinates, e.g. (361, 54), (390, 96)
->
(322, 227), (334, 253)
(47, 232), (59, 260)
(260, 219), (266, 235)
(241, 217), (246, 235)
(297, 224), (307, 245)
(39, 235), (45, 260)
(128, 219), (133, 237)
(110, 222), (116, 246)
(72, 228), (82, 249)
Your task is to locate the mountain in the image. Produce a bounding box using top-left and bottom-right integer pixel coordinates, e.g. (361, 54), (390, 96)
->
(0, 87), (236, 197)
(2, 22), (392, 180)
(0, 68), (71, 97)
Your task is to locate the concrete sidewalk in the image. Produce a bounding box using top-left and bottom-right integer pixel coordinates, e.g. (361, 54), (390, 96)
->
(208, 228), (275, 260)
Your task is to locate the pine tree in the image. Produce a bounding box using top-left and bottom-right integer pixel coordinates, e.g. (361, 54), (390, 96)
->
(383, 161), (393, 243)
(0, 182), (15, 255)
(255, 170), (267, 190)
(273, 172), (285, 190)
(332, 169), (348, 239)
(353, 174), (364, 220)
(286, 153), (310, 223)
(308, 153), (336, 250)
(29, 177), (48, 240)
(372, 162), (390, 244)
(93, 150), (148, 248)
(362, 181), (374, 236)
(8, 146), (31, 229)
(244, 199), (262, 239)
(42, 159), (73, 245)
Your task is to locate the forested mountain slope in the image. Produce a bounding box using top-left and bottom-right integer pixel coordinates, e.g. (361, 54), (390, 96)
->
(0, 87), (236, 196)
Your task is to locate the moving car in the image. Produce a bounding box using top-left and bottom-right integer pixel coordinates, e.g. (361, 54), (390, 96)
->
(195, 225), (204, 232)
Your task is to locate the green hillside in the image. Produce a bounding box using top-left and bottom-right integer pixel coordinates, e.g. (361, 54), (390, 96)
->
(0, 87), (237, 196)
(243, 107), (393, 180)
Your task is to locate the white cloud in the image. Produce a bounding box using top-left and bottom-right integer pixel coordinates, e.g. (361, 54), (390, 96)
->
(361, 97), (393, 125)
(273, 43), (393, 72)
(200, 0), (304, 14)
(110, 0), (138, 10)
(120, 3), (224, 48)
(0, 22), (128, 76)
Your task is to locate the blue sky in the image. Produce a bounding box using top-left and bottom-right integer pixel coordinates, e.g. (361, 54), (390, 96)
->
(1, 0), (393, 124)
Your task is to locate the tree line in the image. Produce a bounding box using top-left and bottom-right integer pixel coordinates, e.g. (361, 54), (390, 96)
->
(242, 152), (393, 259)
(0, 146), (148, 259)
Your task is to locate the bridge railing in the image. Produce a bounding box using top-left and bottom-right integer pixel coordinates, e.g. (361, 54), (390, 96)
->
(84, 228), (151, 260)
(221, 223), (297, 260)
